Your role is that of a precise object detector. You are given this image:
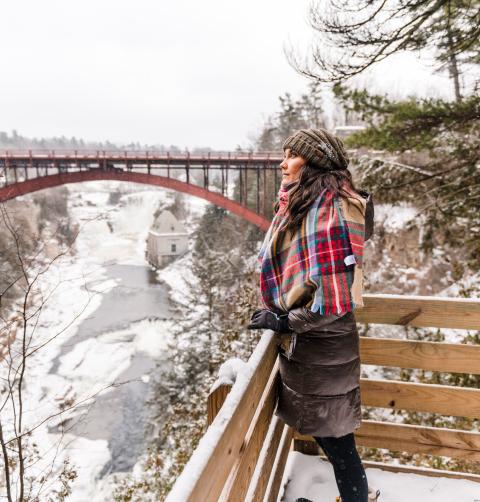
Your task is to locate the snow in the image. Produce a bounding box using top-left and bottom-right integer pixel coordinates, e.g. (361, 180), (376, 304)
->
(134, 318), (176, 358)
(156, 250), (194, 306)
(280, 452), (480, 502)
(60, 438), (112, 501)
(59, 337), (131, 382)
(210, 357), (248, 392)
(439, 271), (480, 299)
(2, 246), (118, 499)
(1, 180), (211, 499)
(374, 203), (418, 231)
(71, 184), (166, 266)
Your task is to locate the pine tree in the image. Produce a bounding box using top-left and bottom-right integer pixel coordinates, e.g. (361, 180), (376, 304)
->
(335, 83), (480, 266)
(113, 207), (260, 501)
(289, 0), (480, 100)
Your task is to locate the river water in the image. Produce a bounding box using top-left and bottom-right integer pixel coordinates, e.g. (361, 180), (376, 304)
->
(49, 263), (173, 477)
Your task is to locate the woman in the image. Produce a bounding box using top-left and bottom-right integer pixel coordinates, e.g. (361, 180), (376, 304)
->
(248, 129), (379, 502)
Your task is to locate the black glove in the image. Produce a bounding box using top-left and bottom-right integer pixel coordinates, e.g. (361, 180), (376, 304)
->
(247, 309), (292, 333)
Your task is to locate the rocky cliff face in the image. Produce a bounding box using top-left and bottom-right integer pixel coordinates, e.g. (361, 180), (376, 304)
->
(0, 186), (75, 312)
(363, 202), (470, 297)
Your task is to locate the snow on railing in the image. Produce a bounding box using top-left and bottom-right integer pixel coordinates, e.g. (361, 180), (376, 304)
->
(166, 331), (278, 502)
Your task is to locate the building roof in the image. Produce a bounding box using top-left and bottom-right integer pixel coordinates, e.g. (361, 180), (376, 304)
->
(151, 209), (187, 234)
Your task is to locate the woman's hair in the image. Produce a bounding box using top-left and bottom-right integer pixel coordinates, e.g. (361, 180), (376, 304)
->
(274, 162), (359, 234)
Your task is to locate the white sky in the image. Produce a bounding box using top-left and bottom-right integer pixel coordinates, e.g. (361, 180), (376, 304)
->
(0, 0), (462, 150)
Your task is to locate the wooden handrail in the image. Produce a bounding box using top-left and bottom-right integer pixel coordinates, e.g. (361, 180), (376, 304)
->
(361, 378), (480, 418)
(357, 294), (480, 329)
(296, 420), (480, 461)
(360, 336), (480, 374)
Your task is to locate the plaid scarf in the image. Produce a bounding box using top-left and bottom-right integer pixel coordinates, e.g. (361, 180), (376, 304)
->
(258, 183), (364, 315)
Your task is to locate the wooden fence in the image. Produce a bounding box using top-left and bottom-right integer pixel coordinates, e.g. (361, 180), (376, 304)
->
(167, 294), (480, 501)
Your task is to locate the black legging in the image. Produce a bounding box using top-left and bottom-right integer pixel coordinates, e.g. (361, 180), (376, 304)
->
(313, 432), (369, 502)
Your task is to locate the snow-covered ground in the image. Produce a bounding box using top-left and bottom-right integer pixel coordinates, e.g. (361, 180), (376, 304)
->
(374, 202), (418, 232)
(1, 180), (208, 500)
(280, 452), (480, 502)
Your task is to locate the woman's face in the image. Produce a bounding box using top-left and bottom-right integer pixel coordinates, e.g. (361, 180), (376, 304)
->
(280, 148), (306, 185)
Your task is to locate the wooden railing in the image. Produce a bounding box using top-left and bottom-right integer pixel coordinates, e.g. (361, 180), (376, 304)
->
(167, 294), (480, 501)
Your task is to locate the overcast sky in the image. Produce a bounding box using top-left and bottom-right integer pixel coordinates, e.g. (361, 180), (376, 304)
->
(0, 1), (459, 150)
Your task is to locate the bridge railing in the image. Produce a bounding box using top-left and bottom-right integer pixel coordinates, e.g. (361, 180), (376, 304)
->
(0, 149), (283, 161)
(167, 294), (480, 501)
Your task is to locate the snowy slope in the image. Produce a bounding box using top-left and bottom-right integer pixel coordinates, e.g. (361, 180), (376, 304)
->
(0, 180), (212, 500)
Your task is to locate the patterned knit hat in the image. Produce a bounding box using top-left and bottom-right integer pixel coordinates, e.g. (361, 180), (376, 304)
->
(282, 128), (349, 170)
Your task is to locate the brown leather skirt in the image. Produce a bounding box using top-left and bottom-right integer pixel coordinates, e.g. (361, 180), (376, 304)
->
(275, 310), (362, 438)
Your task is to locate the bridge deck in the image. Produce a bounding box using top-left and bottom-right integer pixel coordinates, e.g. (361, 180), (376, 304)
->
(0, 149), (284, 168)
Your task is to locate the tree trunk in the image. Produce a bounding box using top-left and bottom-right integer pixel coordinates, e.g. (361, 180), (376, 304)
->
(445, 3), (462, 102)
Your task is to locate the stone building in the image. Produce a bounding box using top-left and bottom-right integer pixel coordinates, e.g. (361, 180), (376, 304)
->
(146, 209), (189, 268)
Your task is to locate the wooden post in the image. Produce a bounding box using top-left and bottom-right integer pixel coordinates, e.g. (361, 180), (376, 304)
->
(207, 383), (232, 426)
(293, 438), (319, 455)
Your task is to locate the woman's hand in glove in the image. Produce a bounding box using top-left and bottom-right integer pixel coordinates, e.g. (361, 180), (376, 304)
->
(247, 309), (292, 333)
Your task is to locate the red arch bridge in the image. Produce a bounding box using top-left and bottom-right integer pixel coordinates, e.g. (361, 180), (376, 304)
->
(0, 150), (286, 231)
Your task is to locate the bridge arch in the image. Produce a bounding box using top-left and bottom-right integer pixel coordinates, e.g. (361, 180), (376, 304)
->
(0, 170), (271, 231)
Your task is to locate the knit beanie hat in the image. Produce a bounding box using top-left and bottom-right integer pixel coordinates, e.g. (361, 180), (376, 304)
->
(282, 128), (349, 171)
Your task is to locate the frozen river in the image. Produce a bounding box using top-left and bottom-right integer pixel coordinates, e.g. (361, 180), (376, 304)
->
(48, 262), (172, 477)
(4, 181), (207, 500)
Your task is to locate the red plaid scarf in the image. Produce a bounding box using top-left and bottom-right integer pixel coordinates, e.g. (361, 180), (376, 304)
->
(258, 182), (364, 315)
